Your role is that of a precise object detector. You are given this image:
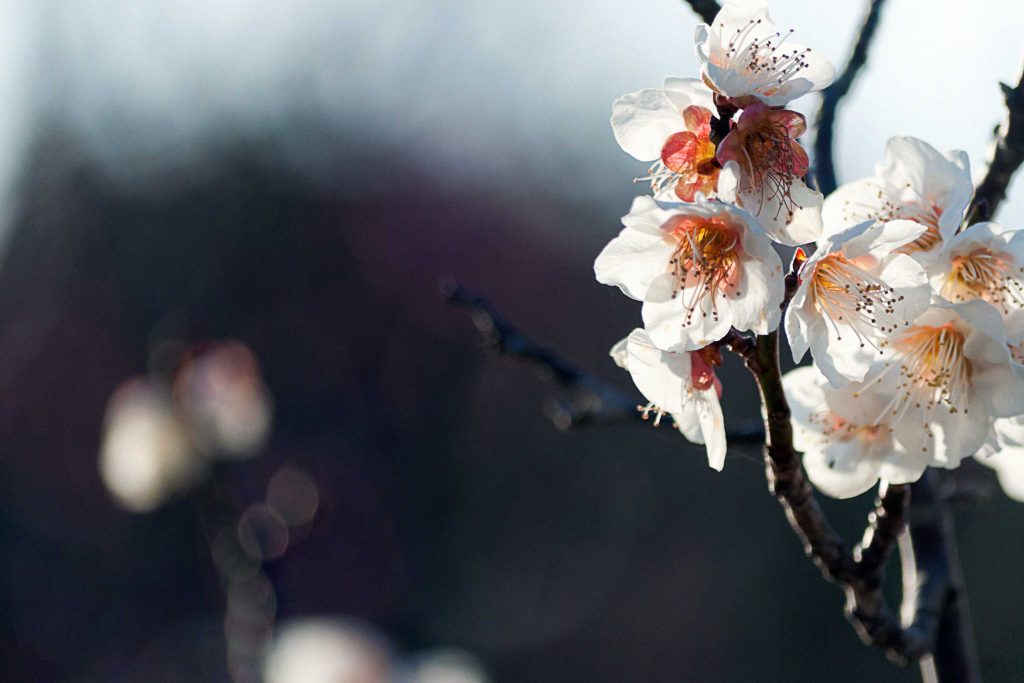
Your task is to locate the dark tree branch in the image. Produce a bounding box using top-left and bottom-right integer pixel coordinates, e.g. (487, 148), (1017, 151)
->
(728, 245), (983, 680)
(682, 0), (720, 25)
(737, 328), (914, 659)
(966, 59), (1024, 225)
(902, 472), (981, 681)
(442, 279), (640, 429)
(812, 0), (889, 196)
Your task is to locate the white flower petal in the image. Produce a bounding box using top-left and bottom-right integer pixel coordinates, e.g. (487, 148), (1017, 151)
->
(610, 88), (684, 161)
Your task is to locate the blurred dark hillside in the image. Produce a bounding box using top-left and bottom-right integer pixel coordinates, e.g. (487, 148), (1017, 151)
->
(0, 122), (1020, 682)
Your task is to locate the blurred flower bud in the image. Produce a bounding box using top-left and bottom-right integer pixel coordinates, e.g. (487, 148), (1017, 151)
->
(175, 341), (273, 459)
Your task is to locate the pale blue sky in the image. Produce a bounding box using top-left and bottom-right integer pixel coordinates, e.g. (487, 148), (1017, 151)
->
(0, 0), (1021, 242)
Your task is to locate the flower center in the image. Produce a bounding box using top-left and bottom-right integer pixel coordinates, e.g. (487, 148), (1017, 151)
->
(809, 411), (886, 444)
(636, 106), (720, 202)
(690, 345), (723, 393)
(860, 323), (972, 445)
(732, 116), (808, 222)
(943, 247), (1024, 313)
(722, 21), (811, 95)
(834, 184), (945, 255)
(665, 217), (741, 325)
(809, 255), (906, 349)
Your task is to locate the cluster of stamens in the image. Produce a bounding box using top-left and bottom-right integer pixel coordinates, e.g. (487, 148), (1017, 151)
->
(944, 248), (1024, 314)
(838, 183), (945, 254)
(860, 323), (972, 447)
(808, 410), (888, 452)
(636, 159), (682, 196)
(637, 402), (677, 428)
(810, 255), (907, 350)
(666, 218), (741, 325)
(735, 117), (806, 222)
(723, 20), (812, 93)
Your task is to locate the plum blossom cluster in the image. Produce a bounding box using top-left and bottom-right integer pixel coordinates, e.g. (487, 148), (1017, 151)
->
(596, 0), (1024, 500)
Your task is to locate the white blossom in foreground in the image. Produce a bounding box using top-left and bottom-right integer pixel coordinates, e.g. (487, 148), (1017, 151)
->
(611, 329), (726, 470)
(716, 104), (823, 245)
(595, 195), (784, 351)
(821, 137), (973, 263)
(978, 417), (1024, 502)
(854, 299), (1024, 467)
(786, 219), (931, 386)
(784, 366), (927, 498)
(694, 0), (834, 107)
(928, 221), (1024, 318)
(610, 78), (719, 201)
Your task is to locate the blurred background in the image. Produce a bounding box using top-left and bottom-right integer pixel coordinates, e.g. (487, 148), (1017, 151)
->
(1, 0), (1023, 680)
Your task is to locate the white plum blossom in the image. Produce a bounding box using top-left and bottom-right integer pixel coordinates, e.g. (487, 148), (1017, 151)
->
(611, 329), (727, 470)
(853, 299), (1024, 467)
(784, 366), (927, 498)
(694, 0), (835, 107)
(928, 221), (1024, 318)
(594, 195), (784, 351)
(821, 137), (973, 264)
(977, 417), (1024, 502)
(786, 219), (931, 387)
(715, 105), (823, 246)
(610, 78), (720, 201)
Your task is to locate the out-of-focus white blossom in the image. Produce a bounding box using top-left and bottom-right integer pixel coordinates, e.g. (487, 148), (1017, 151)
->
(594, 195), (784, 351)
(175, 341), (273, 458)
(99, 380), (205, 512)
(694, 0), (834, 107)
(786, 219), (931, 386)
(784, 366), (927, 498)
(611, 329), (726, 470)
(821, 137), (973, 264)
(99, 341), (274, 513)
(264, 618), (393, 683)
(407, 649), (490, 683)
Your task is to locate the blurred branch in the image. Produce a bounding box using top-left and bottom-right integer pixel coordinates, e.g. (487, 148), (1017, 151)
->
(966, 59), (1024, 225)
(812, 0), (889, 195)
(682, 0), (720, 25)
(197, 471), (277, 683)
(442, 279), (640, 429)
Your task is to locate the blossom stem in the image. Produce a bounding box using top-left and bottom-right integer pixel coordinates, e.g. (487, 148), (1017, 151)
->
(966, 59), (1024, 226)
(811, 0), (889, 196)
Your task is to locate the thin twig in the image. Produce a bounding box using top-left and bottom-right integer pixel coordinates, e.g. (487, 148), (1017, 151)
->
(966, 59), (1024, 225)
(442, 279), (640, 429)
(682, 0), (720, 25)
(811, 0), (889, 196)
